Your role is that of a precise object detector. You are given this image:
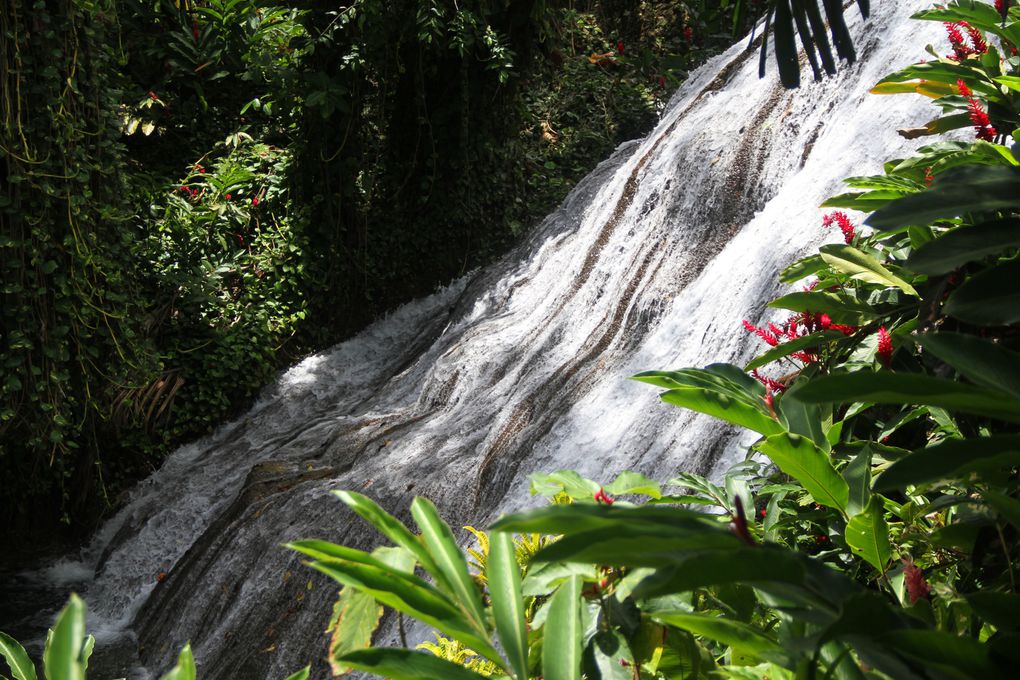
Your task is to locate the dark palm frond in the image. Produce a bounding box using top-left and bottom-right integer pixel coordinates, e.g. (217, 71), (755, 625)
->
(762, 0), (871, 88)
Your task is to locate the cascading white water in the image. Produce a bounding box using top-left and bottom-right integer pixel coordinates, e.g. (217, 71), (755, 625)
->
(8, 2), (948, 676)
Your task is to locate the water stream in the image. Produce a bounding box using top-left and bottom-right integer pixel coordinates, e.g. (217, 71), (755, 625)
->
(4, 2), (945, 677)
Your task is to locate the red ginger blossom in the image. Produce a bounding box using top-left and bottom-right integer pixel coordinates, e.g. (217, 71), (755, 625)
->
(743, 319), (779, 347)
(924, 166), (934, 186)
(944, 22), (974, 59)
(965, 23), (988, 53)
(192, 19), (200, 43)
(822, 211), (856, 244)
(967, 99), (997, 141)
(683, 26), (694, 43)
(996, 0), (1010, 20)
(904, 560), (932, 603)
(752, 369), (787, 394)
(616, 40), (625, 55)
(594, 488), (615, 505)
(877, 326), (893, 367)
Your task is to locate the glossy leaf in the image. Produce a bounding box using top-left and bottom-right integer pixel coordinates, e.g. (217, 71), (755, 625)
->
(913, 333), (1020, 399)
(159, 644), (196, 680)
(651, 611), (785, 662)
(866, 165), (1020, 230)
(819, 244), (917, 296)
(529, 471), (599, 499)
(984, 489), (1020, 530)
(43, 594), (86, 680)
(944, 259), (1020, 326)
(489, 531), (528, 680)
(410, 497), (488, 632)
(874, 435), (1020, 491)
(845, 497), (891, 572)
(604, 471), (662, 498)
(745, 330), (846, 371)
(543, 576), (582, 680)
(768, 291), (875, 324)
(657, 386), (785, 436)
(490, 503), (718, 536)
(283, 667), (310, 680)
(795, 372), (1020, 424)
(0, 632), (36, 680)
(843, 446), (872, 516)
(755, 433), (849, 513)
(338, 648), (492, 680)
(905, 219), (1020, 275)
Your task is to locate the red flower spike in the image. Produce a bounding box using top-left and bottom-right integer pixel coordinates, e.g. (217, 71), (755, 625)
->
(683, 26), (694, 43)
(594, 488), (615, 505)
(877, 326), (893, 367)
(965, 24), (988, 53)
(751, 369), (787, 395)
(956, 79), (973, 97)
(904, 560), (932, 603)
(730, 496), (756, 547)
(148, 90), (159, 101)
(616, 40), (625, 55)
(742, 320), (780, 347)
(252, 196), (259, 206)
(924, 166), (934, 186)
(658, 75), (667, 89)
(966, 98), (997, 141)
(225, 193), (232, 200)
(192, 19), (200, 44)
(760, 508), (767, 518)
(823, 211), (856, 244)
(944, 22), (974, 60)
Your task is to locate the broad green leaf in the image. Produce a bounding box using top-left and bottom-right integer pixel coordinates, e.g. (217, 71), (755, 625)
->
(795, 372), (1020, 424)
(287, 540), (415, 574)
(410, 497), (488, 634)
(490, 504), (718, 536)
(529, 528), (742, 567)
(489, 531), (528, 680)
(658, 386), (784, 436)
(650, 612), (785, 662)
(884, 629), (1002, 679)
(589, 630), (634, 680)
(914, 333), (1020, 399)
(326, 583), (383, 676)
(866, 165), (1020, 230)
(333, 492), (445, 586)
(755, 433), (849, 513)
(843, 446), (872, 516)
(528, 471), (599, 499)
(338, 648), (492, 680)
(874, 435), (1020, 491)
(604, 471), (662, 498)
(745, 330), (847, 371)
(308, 560), (503, 668)
(768, 291), (875, 325)
(778, 381), (831, 452)
(780, 254), (827, 283)
(965, 592), (1020, 630)
(845, 497), (891, 572)
(43, 594), (86, 680)
(944, 259), (1020, 326)
(905, 219), (1020, 275)
(819, 244), (917, 296)
(159, 644), (196, 680)
(984, 489), (1020, 530)
(283, 667), (310, 680)
(0, 632), (36, 680)
(80, 636), (93, 674)
(543, 576), (582, 680)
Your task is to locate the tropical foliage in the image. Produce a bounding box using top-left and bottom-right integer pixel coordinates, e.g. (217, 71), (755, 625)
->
(286, 2), (1020, 677)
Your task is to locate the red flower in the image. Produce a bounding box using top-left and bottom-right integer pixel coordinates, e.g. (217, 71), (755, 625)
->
(658, 75), (667, 89)
(822, 211), (856, 244)
(965, 23), (988, 53)
(904, 560), (932, 603)
(924, 166), (934, 186)
(683, 26), (694, 43)
(966, 98), (997, 141)
(616, 40), (625, 55)
(956, 79), (973, 98)
(179, 185), (188, 192)
(743, 320), (780, 347)
(594, 488), (615, 505)
(751, 369), (787, 394)
(996, 0), (1008, 17)
(877, 326), (893, 367)
(252, 196), (259, 206)
(944, 22), (974, 60)
(225, 193), (232, 200)
(148, 90), (159, 101)
(192, 19), (200, 44)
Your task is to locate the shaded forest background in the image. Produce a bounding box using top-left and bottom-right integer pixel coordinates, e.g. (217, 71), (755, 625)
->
(0, 0), (762, 540)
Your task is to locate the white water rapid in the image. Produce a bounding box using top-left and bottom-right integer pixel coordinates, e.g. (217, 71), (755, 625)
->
(7, 2), (948, 677)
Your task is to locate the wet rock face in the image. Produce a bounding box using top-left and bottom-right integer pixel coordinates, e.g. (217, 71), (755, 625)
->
(13, 3), (946, 677)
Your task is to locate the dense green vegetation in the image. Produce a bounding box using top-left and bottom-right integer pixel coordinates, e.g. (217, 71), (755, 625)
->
(0, 0), (762, 539)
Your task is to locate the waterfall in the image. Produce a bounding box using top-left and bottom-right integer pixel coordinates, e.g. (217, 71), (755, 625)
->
(7, 2), (946, 677)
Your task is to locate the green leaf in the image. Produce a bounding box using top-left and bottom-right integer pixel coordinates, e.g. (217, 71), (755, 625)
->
(650, 612), (785, 662)
(884, 630), (1002, 679)
(768, 292), (876, 325)
(338, 648), (492, 680)
(965, 592), (1020, 630)
(529, 527), (742, 567)
(410, 497), (488, 633)
(543, 576), (583, 680)
(80, 636), (92, 674)
(308, 560), (503, 668)
(159, 644), (196, 680)
(984, 489), (1020, 530)
(843, 446), (872, 517)
(780, 254), (827, 283)
(745, 330), (846, 371)
(528, 471), (599, 499)
(755, 433), (849, 513)
(326, 581), (383, 676)
(604, 471), (662, 499)
(778, 381), (831, 452)
(905, 219), (1020, 275)
(819, 244), (918, 296)
(490, 504), (718, 537)
(643, 379), (784, 436)
(914, 332), (1020, 399)
(43, 594), (86, 680)
(795, 372), (1020, 424)
(944, 259), (1020, 326)
(489, 532), (528, 680)
(0, 632), (36, 680)
(875, 435), (1020, 491)
(283, 667), (310, 680)
(333, 492), (445, 589)
(845, 497), (891, 572)
(867, 165), (1020, 230)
